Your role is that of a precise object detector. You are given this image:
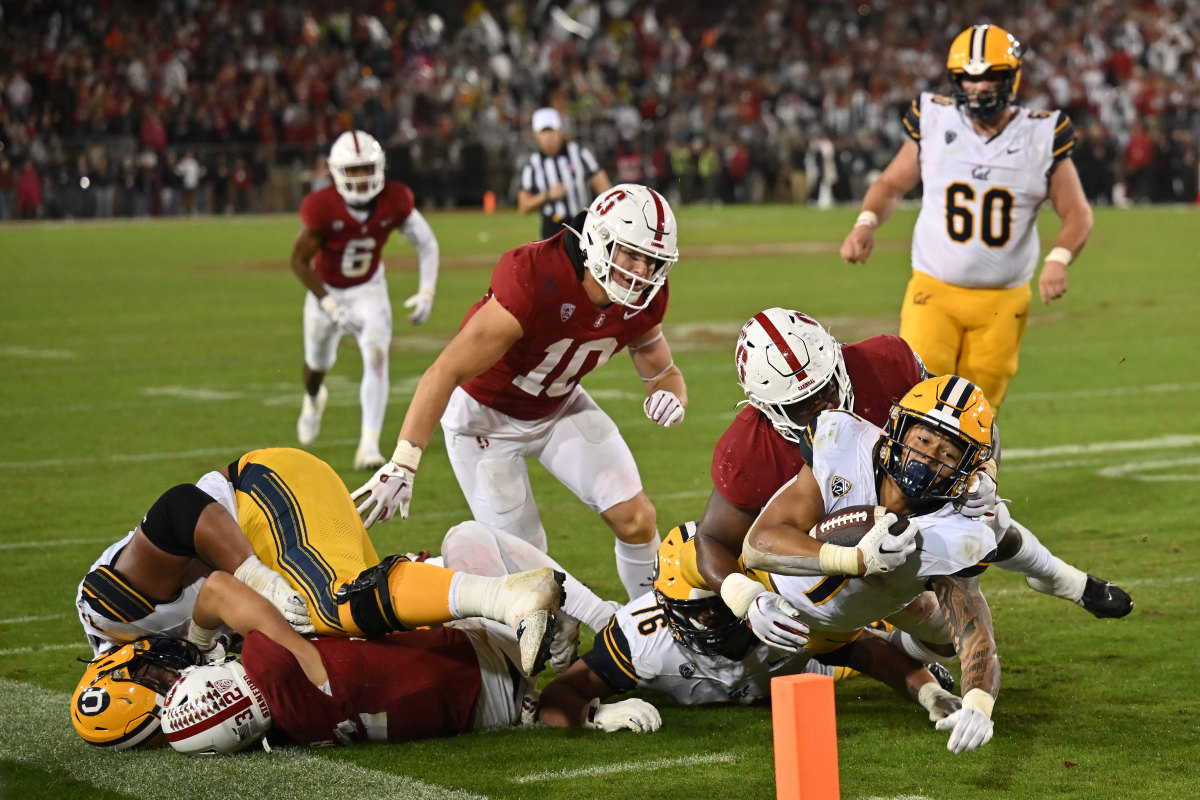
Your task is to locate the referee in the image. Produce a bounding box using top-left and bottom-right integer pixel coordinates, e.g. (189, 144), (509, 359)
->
(517, 107), (611, 240)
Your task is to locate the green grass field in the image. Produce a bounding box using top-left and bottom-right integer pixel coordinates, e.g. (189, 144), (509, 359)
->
(2, 204), (1198, 800)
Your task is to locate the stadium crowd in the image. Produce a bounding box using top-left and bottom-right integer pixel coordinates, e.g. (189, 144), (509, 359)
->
(1, 0), (1197, 221)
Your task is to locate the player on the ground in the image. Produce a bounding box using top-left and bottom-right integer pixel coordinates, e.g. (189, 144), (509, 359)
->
(292, 129), (440, 470)
(534, 521), (960, 731)
(76, 447), (562, 677)
(839, 24), (1093, 409)
(696, 308), (1130, 655)
(353, 184), (686, 599)
(742, 375), (1003, 754)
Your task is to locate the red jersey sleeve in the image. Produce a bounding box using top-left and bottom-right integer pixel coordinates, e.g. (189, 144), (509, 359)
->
(710, 405), (805, 511)
(842, 335), (923, 427)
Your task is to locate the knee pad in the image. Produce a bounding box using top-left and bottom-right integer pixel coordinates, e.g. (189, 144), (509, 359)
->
(334, 554), (407, 637)
(140, 484), (216, 557)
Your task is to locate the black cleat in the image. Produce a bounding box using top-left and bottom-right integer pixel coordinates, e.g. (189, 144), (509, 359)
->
(927, 662), (956, 693)
(1077, 575), (1133, 619)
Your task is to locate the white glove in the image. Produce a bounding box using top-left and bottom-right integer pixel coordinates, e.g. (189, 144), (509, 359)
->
(319, 294), (364, 336)
(584, 697), (662, 733)
(234, 556), (315, 634)
(746, 591), (810, 651)
(644, 390), (684, 427)
(404, 290), (434, 326)
(936, 706), (995, 754)
(350, 440), (422, 527)
(961, 472), (999, 518)
(857, 511), (918, 575)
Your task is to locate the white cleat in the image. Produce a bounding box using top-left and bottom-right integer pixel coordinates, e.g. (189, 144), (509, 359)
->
(496, 567), (566, 676)
(353, 441), (386, 471)
(296, 385), (328, 446)
(548, 614), (582, 674)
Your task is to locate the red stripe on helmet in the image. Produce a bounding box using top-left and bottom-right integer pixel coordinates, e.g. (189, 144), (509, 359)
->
(351, 131), (361, 154)
(165, 694), (253, 741)
(648, 189), (666, 249)
(753, 312), (806, 375)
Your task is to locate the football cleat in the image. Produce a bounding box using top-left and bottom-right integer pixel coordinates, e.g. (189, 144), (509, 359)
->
(548, 614), (582, 674)
(353, 441), (386, 471)
(494, 567), (566, 676)
(296, 385), (328, 446)
(1076, 575), (1133, 619)
(927, 662), (956, 693)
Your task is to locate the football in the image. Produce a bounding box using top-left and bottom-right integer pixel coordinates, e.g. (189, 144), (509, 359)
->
(809, 505), (907, 547)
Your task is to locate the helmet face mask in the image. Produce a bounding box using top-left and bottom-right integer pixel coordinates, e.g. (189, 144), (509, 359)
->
(878, 376), (994, 501)
(328, 130), (386, 204)
(653, 523), (757, 660)
(947, 24), (1022, 123)
(162, 659), (273, 755)
(71, 637), (202, 751)
(735, 309), (853, 443)
(577, 184), (679, 310)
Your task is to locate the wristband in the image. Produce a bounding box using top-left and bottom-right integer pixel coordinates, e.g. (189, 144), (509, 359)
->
(390, 439), (423, 472)
(818, 542), (862, 575)
(918, 681), (955, 713)
(319, 295), (339, 315)
(186, 619), (218, 652)
(719, 572), (766, 619)
(854, 210), (879, 229)
(1044, 246), (1073, 266)
(962, 687), (995, 719)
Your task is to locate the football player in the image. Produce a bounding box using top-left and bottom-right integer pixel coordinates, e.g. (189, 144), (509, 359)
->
(535, 522), (962, 732)
(76, 447), (564, 678)
(73, 569), (650, 753)
(695, 308), (1130, 659)
(839, 24), (1094, 410)
(291, 130), (440, 471)
(741, 375), (1007, 754)
(353, 184), (686, 599)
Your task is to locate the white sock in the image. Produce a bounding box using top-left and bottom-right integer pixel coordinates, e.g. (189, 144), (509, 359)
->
(359, 346), (388, 442)
(993, 519), (1059, 579)
(447, 571), (501, 621)
(442, 521), (616, 630)
(614, 533), (661, 601)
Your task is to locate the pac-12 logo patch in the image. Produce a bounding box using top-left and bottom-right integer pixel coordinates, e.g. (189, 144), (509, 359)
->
(830, 475), (853, 497)
(560, 303), (575, 322)
(678, 662), (697, 678)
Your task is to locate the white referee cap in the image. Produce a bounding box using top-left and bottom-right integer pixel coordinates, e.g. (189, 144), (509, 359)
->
(532, 107), (562, 131)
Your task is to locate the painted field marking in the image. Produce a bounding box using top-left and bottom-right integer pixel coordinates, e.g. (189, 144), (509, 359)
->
(0, 613), (66, 625)
(0, 346), (76, 359)
(0, 677), (493, 800)
(511, 751), (739, 784)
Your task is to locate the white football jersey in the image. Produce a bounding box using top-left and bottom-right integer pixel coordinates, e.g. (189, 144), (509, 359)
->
(762, 411), (996, 632)
(906, 92), (1075, 288)
(582, 590), (830, 705)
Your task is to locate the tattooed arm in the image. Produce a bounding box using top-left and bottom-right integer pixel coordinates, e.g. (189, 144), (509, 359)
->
(929, 573), (1000, 699)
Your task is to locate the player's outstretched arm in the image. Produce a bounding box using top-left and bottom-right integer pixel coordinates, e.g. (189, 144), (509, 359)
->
(839, 139), (921, 264)
(630, 325), (687, 428)
(930, 574), (1000, 754)
(538, 658), (618, 728)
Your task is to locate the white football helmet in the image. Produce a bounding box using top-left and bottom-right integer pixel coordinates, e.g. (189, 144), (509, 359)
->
(328, 130), (386, 204)
(577, 184), (679, 310)
(735, 308), (853, 442)
(161, 660), (272, 755)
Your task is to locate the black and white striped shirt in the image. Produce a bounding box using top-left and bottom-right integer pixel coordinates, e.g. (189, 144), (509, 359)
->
(520, 141), (602, 238)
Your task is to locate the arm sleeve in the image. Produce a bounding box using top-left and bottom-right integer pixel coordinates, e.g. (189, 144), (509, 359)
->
(581, 617), (640, 694)
(902, 96), (922, 142)
(1051, 111), (1077, 162)
(402, 208), (440, 294)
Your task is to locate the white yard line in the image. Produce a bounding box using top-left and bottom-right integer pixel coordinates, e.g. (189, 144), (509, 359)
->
(0, 677), (492, 800)
(511, 751), (739, 783)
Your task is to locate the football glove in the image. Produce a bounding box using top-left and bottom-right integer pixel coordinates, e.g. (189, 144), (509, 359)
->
(857, 512), (918, 575)
(643, 390), (684, 427)
(351, 440), (422, 527)
(961, 472), (999, 518)
(319, 294), (364, 336)
(935, 689), (995, 754)
(746, 591), (810, 651)
(404, 290), (434, 326)
(584, 697), (662, 733)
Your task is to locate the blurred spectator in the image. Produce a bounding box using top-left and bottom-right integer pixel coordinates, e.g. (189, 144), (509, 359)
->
(92, 154), (115, 218)
(0, 157), (14, 220)
(177, 151), (204, 215)
(1123, 120), (1155, 203)
(17, 159), (42, 219)
(1075, 123), (1118, 205)
(231, 157), (254, 213)
(161, 151), (182, 217)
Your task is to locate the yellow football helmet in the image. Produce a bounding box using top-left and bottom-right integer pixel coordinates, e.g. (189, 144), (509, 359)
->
(71, 637), (202, 751)
(878, 375), (994, 501)
(653, 522), (756, 660)
(947, 24), (1022, 121)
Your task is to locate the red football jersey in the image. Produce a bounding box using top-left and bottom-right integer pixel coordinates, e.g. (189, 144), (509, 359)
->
(299, 182), (415, 288)
(240, 627), (483, 747)
(459, 234), (669, 420)
(711, 334), (922, 510)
